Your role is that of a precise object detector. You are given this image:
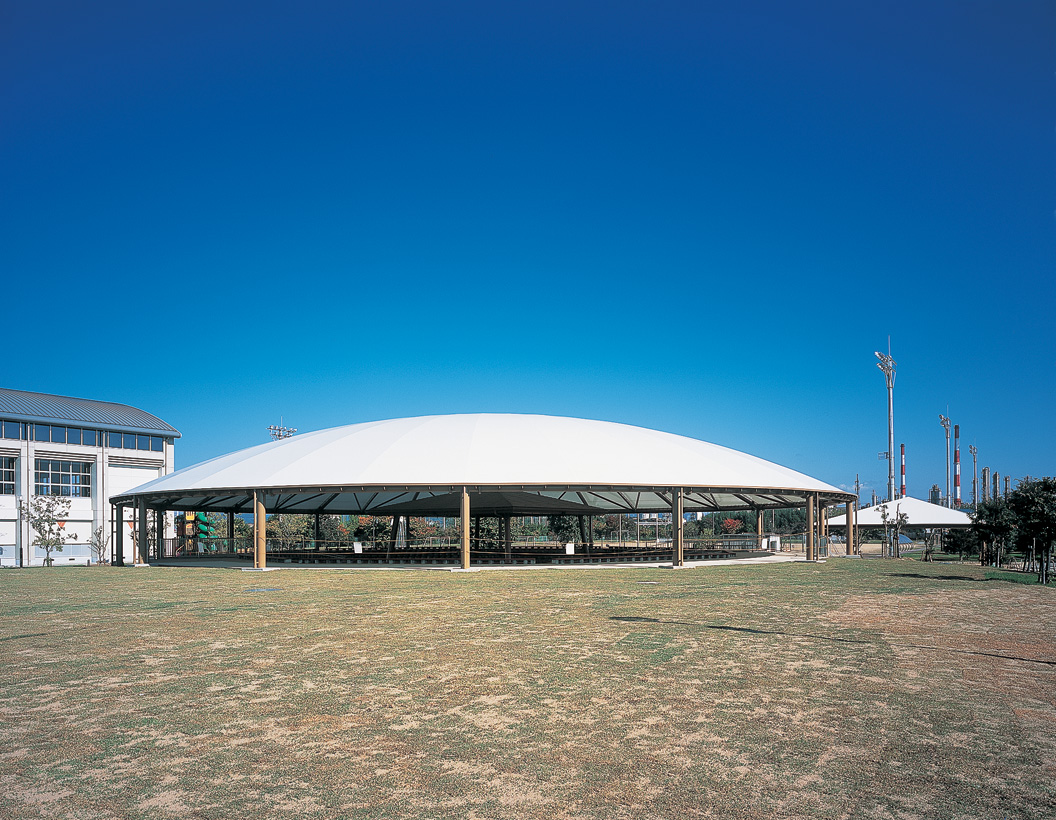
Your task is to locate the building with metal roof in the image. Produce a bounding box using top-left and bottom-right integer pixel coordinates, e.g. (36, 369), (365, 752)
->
(112, 413), (855, 568)
(0, 388), (180, 566)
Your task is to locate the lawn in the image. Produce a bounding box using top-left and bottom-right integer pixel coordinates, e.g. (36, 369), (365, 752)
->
(1, 559), (1055, 819)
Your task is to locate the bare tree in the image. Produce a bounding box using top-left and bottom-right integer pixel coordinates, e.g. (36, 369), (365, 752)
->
(88, 526), (110, 565)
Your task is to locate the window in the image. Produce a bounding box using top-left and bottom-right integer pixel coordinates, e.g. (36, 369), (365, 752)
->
(82, 429), (98, 446)
(33, 425), (49, 442)
(34, 459), (92, 498)
(1, 421), (23, 440)
(0, 457), (14, 495)
(107, 432), (135, 449)
(150, 436), (163, 452)
(137, 435), (149, 451)
(50, 426), (66, 443)
(66, 427), (82, 445)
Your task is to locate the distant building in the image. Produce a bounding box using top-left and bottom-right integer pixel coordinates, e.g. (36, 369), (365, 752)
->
(929, 484), (942, 506)
(0, 388), (179, 566)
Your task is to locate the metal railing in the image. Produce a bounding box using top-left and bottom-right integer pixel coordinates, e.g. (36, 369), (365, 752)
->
(157, 534), (776, 565)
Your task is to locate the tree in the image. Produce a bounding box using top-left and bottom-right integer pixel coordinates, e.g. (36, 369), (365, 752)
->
(944, 528), (979, 562)
(352, 516), (391, 546)
(548, 515), (580, 545)
(721, 518), (743, 534)
(20, 495), (72, 567)
(88, 526), (110, 565)
(877, 502), (908, 558)
(267, 514), (313, 550)
(1008, 477), (1056, 584)
(971, 497), (1016, 567)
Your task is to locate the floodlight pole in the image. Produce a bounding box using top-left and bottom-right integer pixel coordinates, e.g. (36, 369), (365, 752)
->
(969, 445), (978, 510)
(939, 415), (951, 508)
(875, 350), (896, 502)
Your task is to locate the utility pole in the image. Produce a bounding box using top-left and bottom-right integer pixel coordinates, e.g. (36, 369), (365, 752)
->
(969, 444), (978, 510)
(939, 414), (951, 507)
(875, 348), (896, 503)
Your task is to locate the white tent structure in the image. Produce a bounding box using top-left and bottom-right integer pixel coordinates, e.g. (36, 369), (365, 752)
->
(827, 496), (972, 529)
(112, 414), (856, 568)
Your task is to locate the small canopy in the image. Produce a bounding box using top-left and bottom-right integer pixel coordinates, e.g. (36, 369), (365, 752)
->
(828, 496), (972, 529)
(111, 413), (854, 515)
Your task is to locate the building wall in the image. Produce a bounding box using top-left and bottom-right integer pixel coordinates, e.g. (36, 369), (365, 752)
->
(0, 424), (175, 567)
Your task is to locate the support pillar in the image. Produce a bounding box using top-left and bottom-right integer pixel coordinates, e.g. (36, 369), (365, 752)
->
(756, 509), (764, 550)
(672, 488), (684, 567)
(806, 494), (815, 562)
(503, 516), (512, 561)
(253, 490), (266, 569)
(815, 498), (823, 557)
(460, 487), (471, 569)
(846, 501), (856, 556)
(227, 512), (235, 552)
(114, 504), (125, 566)
(388, 516), (399, 558)
(314, 513), (321, 547)
(137, 498), (149, 564)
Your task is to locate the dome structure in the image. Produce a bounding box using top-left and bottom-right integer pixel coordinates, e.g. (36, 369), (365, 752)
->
(111, 414), (855, 568)
(826, 496), (972, 529)
(113, 413), (850, 515)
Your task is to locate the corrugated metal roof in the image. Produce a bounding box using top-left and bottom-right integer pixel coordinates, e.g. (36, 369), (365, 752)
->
(0, 387), (181, 437)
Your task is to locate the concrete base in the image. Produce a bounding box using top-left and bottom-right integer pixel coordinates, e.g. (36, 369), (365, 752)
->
(242, 567), (282, 572)
(449, 567), (480, 573)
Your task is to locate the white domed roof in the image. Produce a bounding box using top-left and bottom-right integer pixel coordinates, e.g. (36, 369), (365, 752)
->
(114, 414), (849, 514)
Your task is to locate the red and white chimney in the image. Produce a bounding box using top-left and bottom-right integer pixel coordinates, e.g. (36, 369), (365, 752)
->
(900, 443), (906, 498)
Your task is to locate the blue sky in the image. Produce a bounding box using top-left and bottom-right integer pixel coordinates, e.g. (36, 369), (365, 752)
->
(3, 0), (1053, 503)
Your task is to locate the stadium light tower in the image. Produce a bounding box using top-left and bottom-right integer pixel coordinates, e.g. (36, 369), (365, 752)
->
(939, 414), (951, 507)
(875, 348), (896, 502)
(268, 418), (297, 441)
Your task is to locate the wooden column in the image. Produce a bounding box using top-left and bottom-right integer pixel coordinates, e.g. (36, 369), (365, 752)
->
(460, 487), (471, 569)
(137, 498), (149, 564)
(756, 509), (765, 550)
(806, 494), (815, 562)
(253, 490), (266, 569)
(672, 488), (684, 567)
(114, 504), (125, 566)
(846, 501), (855, 556)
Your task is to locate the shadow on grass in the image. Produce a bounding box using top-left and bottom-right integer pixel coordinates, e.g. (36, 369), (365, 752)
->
(609, 617), (1056, 666)
(883, 573), (987, 582)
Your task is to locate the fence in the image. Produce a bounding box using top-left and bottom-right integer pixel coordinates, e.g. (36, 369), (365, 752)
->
(157, 534), (777, 565)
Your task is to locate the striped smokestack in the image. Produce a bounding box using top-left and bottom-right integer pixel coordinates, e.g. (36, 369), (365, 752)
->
(900, 443), (906, 498)
(954, 425), (961, 507)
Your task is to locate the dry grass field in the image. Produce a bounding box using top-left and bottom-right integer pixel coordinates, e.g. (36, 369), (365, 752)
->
(1, 559), (1055, 819)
